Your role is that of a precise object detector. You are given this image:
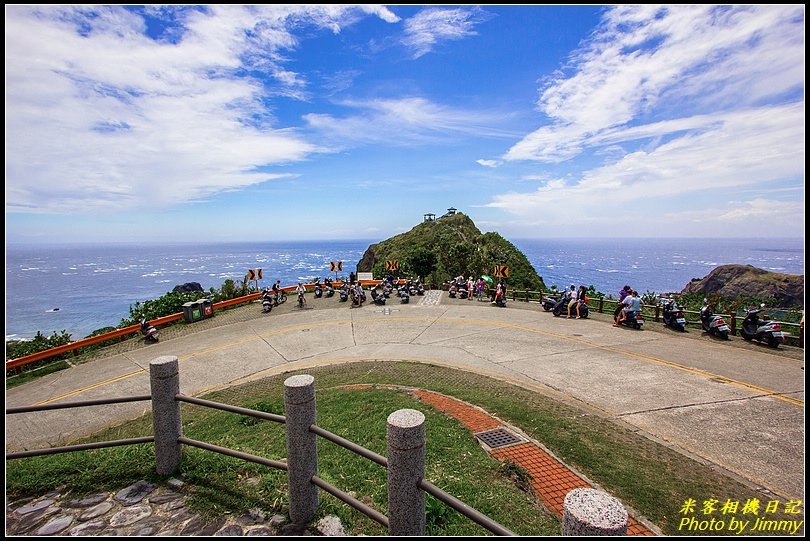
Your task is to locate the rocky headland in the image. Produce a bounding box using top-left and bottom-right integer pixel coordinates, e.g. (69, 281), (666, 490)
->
(681, 264), (804, 308)
(357, 211), (544, 290)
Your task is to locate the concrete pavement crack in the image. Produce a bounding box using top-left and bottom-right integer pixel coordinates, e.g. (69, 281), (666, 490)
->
(408, 308), (451, 344)
(618, 390), (805, 417)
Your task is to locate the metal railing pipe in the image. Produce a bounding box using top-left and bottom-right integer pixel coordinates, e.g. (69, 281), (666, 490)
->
(311, 475), (389, 528)
(418, 479), (515, 536)
(177, 436), (288, 471)
(6, 436), (155, 460)
(309, 425), (388, 467)
(176, 395), (286, 424)
(6, 395), (152, 414)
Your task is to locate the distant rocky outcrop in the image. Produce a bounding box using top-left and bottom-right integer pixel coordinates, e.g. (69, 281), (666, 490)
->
(172, 282), (204, 293)
(357, 212), (544, 290)
(681, 265), (804, 308)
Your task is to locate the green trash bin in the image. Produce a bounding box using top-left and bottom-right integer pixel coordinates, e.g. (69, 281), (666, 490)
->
(182, 301), (204, 323)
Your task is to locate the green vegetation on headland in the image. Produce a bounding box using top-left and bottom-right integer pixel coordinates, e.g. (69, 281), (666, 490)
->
(357, 211), (545, 291)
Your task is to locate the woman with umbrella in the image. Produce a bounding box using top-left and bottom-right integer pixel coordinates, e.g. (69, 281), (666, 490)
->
(479, 275), (492, 301)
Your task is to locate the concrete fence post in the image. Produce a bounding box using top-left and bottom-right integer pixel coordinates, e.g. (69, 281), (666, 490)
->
(284, 374), (319, 524)
(387, 409), (426, 536)
(562, 488), (628, 536)
(150, 356), (182, 475)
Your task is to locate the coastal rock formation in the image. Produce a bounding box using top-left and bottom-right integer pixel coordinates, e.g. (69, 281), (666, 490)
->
(357, 212), (544, 290)
(172, 282), (204, 293)
(681, 265), (804, 308)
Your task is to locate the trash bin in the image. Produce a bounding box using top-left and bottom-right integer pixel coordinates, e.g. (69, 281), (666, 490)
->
(182, 301), (204, 323)
(201, 298), (214, 318)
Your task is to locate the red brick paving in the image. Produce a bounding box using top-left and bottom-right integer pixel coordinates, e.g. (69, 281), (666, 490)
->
(410, 389), (656, 536)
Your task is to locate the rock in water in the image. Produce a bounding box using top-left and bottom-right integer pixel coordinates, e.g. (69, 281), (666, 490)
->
(681, 264), (804, 308)
(172, 282), (204, 293)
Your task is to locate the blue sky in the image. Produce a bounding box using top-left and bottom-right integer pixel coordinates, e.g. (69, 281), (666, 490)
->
(5, 5), (805, 244)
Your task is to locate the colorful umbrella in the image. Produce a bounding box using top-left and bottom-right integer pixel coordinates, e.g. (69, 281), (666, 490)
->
(481, 275), (493, 283)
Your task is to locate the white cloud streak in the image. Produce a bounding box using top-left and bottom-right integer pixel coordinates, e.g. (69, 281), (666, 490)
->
(5, 5), (399, 214)
(505, 4), (805, 162)
(402, 7), (488, 58)
(304, 97), (516, 147)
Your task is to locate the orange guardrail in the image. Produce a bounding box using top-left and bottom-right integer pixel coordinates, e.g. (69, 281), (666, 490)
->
(6, 280), (397, 372)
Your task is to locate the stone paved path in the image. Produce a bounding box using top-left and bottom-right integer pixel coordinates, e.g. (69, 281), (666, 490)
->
(5, 478), (343, 536)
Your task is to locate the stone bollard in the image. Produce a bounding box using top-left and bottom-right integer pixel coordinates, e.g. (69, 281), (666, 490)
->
(562, 488), (628, 536)
(150, 356), (182, 476)
(284, 375), (319, 524)
(387, 409), (426, 536)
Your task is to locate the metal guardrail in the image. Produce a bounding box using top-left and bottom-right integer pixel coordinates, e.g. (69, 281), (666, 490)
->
(6, 380), (514, 536)
(6, 280), (397, 373)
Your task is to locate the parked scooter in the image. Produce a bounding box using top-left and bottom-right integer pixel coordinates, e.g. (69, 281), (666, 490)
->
(448, 283), (457, 298)
(371, 288), (386, 306)
(700, 300), (730, 339)
(400, 288), (410, 304)
(542, 293), (560, 312)
(458, 286), (469, 299)
(140, 319), (159, 343)
(416, 283), (425, 295)
(339, 285), (349, 302)
(740, 304), (788, 348)
(661, 298), (687, 332)
(314, 281), (323, 298)
(325, 284), (335, 298)
(261, 289), (274, 313)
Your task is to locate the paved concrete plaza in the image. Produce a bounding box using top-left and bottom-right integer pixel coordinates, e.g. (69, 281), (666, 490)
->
(6, 292), (805, 500)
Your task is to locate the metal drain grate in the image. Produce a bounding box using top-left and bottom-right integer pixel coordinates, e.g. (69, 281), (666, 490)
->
(476, 428), (522, 449)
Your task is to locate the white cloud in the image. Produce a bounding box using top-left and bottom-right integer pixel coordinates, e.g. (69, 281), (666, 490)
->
(490, 5), (805, 236)
(488, 103), (805, 229)
(4, 5), (398, 214)
(402, 7), (489, 59)
(476, 159), (500, 168)
(304, 97), (515, 147)
(505, 4), (805, 163)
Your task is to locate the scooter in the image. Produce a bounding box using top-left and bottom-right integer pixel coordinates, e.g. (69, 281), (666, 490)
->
(700, 301), (730, 339)
(458, 287), (469, 299)
(740, 304), (788, 347)
(371, 288), (386, 306)
(616, 310), (644, 329)
(140, 319), (159, 343)
(339, 285), (349, 302)
(314, 282), (323, 298)
(553, 297), (589, 318)
(493, 290), (507, 308)
(417, 283), (425, 295)
(325, 284), (335, 298)
(261, 290), (274, 313)
(661, 298), (687, 332)
(400, 288), (410, 304)
(448, 284), (457, 298)
(542, 293), (560, 312)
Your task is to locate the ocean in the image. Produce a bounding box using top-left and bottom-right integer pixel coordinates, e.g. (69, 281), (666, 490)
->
(5, 238), (804, 342)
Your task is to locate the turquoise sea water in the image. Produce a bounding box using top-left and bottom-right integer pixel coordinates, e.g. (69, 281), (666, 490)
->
(5, 238), (804, 341)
